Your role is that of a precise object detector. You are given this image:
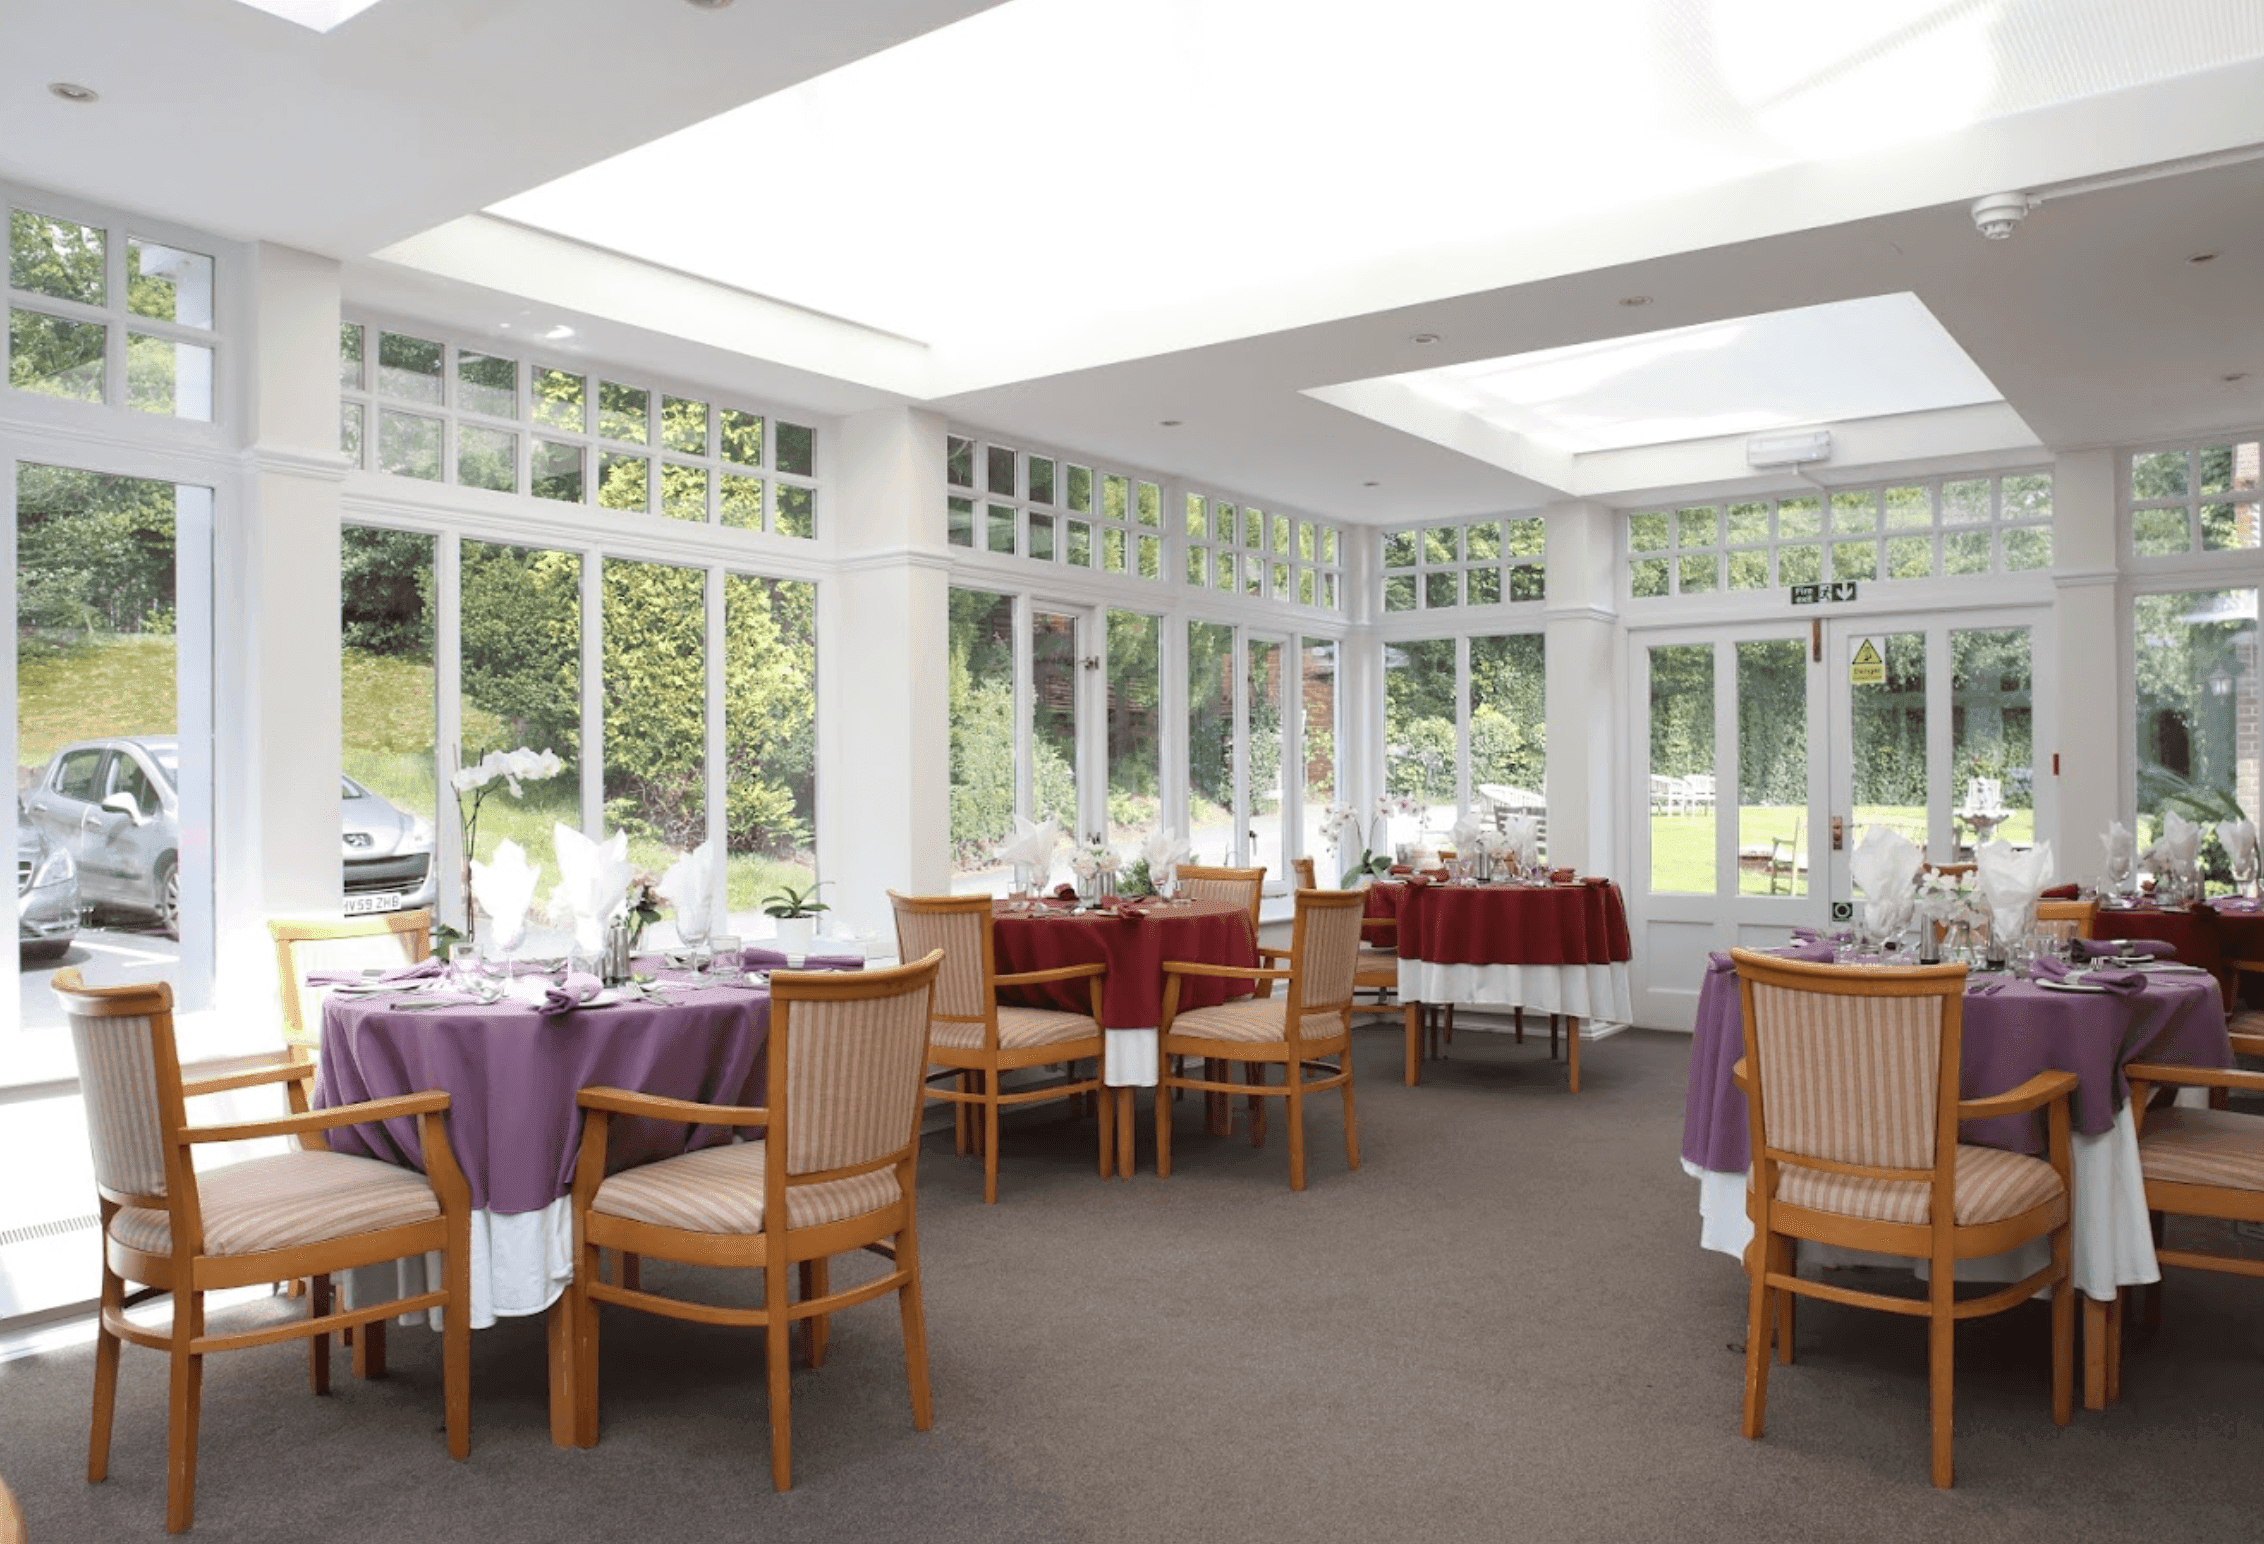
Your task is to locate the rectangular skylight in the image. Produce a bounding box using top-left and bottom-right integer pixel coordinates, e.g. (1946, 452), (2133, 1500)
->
(228, 0), (385, 32)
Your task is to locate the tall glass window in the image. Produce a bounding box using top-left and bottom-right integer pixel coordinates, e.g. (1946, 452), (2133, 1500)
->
(1299, 638), (1337, 876)
(1384, 639), (1457, 849)
(1736, 639), (1807, 895)
(1247, 638), (1285, 883)
(947, 588), (1019, 889)
(1648, 643), (1714, 893)
(1188, 622), (1236, 864)
(2134, 589), (2258, 886)
(1468, 633), (1546, 840)
(723, 574), (817, 932)
(602, 561), (707, 886)
(339, 527), (438, 917)
(1031, 610), (1080, 834)
(1106, 610), (1161, 855)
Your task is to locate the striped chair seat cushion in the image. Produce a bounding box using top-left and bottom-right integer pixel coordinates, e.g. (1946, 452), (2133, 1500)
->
(110, 1150), (440, 1258)
(2140, 1106), (2264, 1192)
(592, 1140), (901, 1234)
(1773, 1143), (2062, 1227)
(929, 1006), (1099, 1053)
(2225, 1008), (2264, 1040)
(1168, 998), (1347, 1045)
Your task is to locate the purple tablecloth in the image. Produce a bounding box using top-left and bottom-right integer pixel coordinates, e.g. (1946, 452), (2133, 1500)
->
(1681, 958), (2232, 1173)
(316, 977), (773, 1214)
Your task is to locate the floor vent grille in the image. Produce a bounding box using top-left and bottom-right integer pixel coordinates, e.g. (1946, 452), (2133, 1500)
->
(0, 1214), (99, 1249)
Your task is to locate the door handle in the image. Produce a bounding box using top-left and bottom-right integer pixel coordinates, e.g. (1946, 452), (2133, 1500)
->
(1830, 815), (1845, 852)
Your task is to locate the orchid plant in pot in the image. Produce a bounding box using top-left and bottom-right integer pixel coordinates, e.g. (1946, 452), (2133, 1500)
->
(440, 746), (565, 956)
(761, 879), (830, 951)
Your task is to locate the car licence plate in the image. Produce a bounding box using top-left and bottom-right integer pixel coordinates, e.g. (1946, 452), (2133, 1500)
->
(342, 891), (408, 916)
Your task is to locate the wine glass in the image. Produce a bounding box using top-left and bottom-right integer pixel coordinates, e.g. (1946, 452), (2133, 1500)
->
(676, 903), (712, 970)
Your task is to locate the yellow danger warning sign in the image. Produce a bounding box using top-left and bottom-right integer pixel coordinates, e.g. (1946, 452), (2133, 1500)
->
(1849, 636), (1886, 686)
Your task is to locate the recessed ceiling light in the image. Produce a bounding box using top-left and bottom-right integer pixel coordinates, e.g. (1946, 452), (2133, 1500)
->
(2189, 252), (2220, 265)
(226, 0), (386, 31)
(1159, 419), (1182, 427)
(2226, 372), (2251, 383)
(1409, 332), (1441, 346)
(1362, 480), (1382, 487)
(685, 0), (735, 7)
(1619, 295), (1652, 307)
(47, 82), (98, 103)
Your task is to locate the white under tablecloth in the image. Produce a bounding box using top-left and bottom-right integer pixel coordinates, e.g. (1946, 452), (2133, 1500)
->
(342, 1198), (572, 1331)
(1105, 1028), (1159, 1087)
(1397, 959), (1632, 1021)
(1684, 1099), (2166, 1300)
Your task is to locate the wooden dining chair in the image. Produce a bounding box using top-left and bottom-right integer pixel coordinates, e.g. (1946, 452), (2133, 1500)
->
(55, 970), (471, 1533)
(2034, 897), (2099, 942)
(1157, 888), (1364, 1191)
(888, 892), (1110, 1202)
(1176, 863), (1265, 943)
(2114, 1028), (2264, 1400)
(1730, 949), (2075, 1488)
(0, 1476), (22, 1544)
(566, 951), (945, 1490)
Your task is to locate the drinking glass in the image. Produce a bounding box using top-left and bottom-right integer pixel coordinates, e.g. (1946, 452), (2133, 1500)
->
(706, 933), (744, 983)
(449, 942), (480, 993)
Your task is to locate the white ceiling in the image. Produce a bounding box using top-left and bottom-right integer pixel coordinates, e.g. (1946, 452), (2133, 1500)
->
(6, 0), (2264, 523)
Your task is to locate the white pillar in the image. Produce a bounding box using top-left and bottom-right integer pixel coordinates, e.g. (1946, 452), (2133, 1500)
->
(817, 406), (952, 948)
(1542, 500), (1621, 879)
(213, 244), (346, 1020)
(2050, 449), (2119, 861)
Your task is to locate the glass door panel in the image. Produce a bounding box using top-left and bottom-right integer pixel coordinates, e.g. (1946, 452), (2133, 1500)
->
(1848, 630), (1928, 855)
(946, 587), (1017, 891)
(1385, 638), (1456, 855)
(1105, 609), (1161, 850)
(1647, 642), (1715, 894)
(1951, 627), (2034, 852)
(1188, 622), (1235, 864)
(1030, 609), (1079, 832)
(1736, 638), (1808, 896)
(1246, 635), (1285, 883)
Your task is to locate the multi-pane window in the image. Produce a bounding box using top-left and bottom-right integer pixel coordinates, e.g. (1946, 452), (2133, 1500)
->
(1183, 493), (1342, 610)
(1381, 516), (1544, 613)
(2129, 437), (2263, 557)
(341, 320), (819, 538)
(2133, 588), (2259, 876)
(946, 433), (1165, 580)
(7, 203), (216, 421)
(1627, 471), (2054, 598)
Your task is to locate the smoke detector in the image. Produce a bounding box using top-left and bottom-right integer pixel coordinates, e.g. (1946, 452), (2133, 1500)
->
(1970, 193), (2033, 240)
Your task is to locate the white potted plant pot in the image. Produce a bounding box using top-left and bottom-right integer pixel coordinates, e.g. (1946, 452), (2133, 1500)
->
(773, 914), (816, 952)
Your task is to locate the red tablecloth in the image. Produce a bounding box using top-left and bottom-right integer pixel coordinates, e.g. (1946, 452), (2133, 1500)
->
(991, 897), (1257, 1028)
(2096, 900), (2264, 1007)
(1370, 879), (1631, 966)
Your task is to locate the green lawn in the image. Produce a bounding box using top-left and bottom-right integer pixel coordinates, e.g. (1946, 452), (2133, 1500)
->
(18, 632), (177, 776)
(1649, 805), (2038, 895)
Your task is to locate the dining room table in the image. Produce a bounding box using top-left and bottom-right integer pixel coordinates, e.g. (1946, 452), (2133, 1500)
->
(1679, 943), (2232, 1408)
(2092, 894), (2264, 1008)
(989, 892), (1259, 1174)
(313, 947), (861, 1444)
(1366, 876), (1633, 1089)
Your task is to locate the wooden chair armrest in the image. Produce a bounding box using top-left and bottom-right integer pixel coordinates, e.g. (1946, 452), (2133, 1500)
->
(1159, 961), (1291, 982)
(1731, 1057), (1750, 1093)
(184, 1089), (449, 1146)
(1255, 945), (1293, 962)
(181, 1058), (313, 1099)
(2230, 1032), (2264, 1059)
(1956, 1069), (2078, 1121)
(994, 963), (1107, 988)
(576, 1085), (770, 1127)
(2123, 1061), (2264, 1096)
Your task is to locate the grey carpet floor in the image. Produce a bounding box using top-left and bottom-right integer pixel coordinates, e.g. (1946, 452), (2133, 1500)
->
(5, 1027), (2264, 1543)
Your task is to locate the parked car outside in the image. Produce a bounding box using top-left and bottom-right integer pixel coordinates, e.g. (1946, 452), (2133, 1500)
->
(20, 737), (436, 935)
(17, 797), (79, 958)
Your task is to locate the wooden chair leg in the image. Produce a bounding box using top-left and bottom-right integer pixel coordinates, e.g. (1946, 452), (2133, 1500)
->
(953, 1072), (970, 1155)
(2104, 1288), (2123, 1407)
(353, 1314), (387, 1381)
(1514, 1006), (1524, 1044)
(1097, 1074), (1116, 1178)
(1116, 1085), (1134, 1178)
(1156, 1066), (1174, 1179)
(1550, 1014), (1561, 1059)
(982, 1080), (1001, 1204)
(1567, 1016), (1582, 1094)
(165, 1290), (206, 1533)
(1247, 1062), (1267, 1147)
(2051, 1277), (2074, 1427)
(2082, 1294), (2109, 1412)
(1770, 1236), (1796, 1364)
(1403, 1001), (1421, 1087)
(89, 1266), (125, 1484)
(1287, 1082), (1308, 1192)
(766, 1263), (794, 1491)
(2142, 1210), (2165, 1332)
(1928, 1275), (1955, 1489)
(1741, 1235), (1772, 1440)
(1340, 1058), (1360, 1171)
(569, 1231), (602, 1448)
(800, 1258), (830, 1368)
(444, 1207), (472, 1461)
(309, 1273), (332, 1395)
(897, 1219), (934, 1431)
(1443, 1004), (1454, 1044)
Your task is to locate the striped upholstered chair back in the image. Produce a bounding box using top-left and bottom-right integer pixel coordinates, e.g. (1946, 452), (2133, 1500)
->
(1176, 864), (1265, 944)
(775, 952), (942, 1180)
(55, 972), (185, 1209)
(1731, 951), (1965, 1180)
(1285, 889), (1366, 1038)
(887, 892), (996, 1036)
(271, 910), (432, 1049)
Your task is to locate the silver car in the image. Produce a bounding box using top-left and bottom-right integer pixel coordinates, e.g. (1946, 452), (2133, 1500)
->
(17, 797), (80, 959)
(21, 737), (437, 934)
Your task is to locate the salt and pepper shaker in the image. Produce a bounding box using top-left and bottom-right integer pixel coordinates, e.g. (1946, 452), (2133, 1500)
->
(603, 917), (632, 986)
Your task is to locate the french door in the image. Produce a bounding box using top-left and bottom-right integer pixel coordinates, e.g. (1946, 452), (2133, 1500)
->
(1628, 605), (2051, 1029)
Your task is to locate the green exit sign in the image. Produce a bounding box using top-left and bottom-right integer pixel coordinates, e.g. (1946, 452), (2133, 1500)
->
(1791, 581), (1859, 605)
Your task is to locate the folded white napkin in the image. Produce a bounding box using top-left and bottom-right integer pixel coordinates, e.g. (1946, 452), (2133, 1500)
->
(996, 816), (1062, 878)
(1851, 825), (1921, 936)
(2102, 820), (2134, 884)
(2163, 811), (2203, 883)
(470, 839), (540, 953)
(549, 824), (634, 954)
(1449, 810), (1488, 857)
(1975, 838), (2054, 950)
(1503, 815), (1541, 870)
(658, 840), (715, 943)
(2220, 819), (2259, 884)
(1141, 828), (1191, 887)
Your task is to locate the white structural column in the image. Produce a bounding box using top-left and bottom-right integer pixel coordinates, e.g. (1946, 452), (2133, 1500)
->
(1542, 500), (1620, 879)
(818, 405), (953, 945)
(213, 244), (348, 1020)
(2050, 450), (2119, 851)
